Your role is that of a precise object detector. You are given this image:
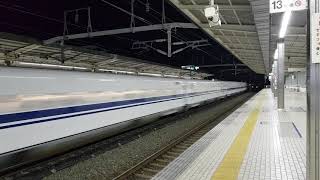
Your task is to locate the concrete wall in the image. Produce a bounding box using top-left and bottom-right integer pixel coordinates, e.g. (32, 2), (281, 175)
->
(285, 71), (306, 92)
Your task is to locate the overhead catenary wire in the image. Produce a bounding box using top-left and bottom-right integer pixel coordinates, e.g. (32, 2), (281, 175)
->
(100, 0), (151, 25)
(0, 1), (137, 44)
(0, 1), (201, 69)
(133, 1), (218, 58)
(99, 0), (189, 59)
(133, 0), (224, 62)
(100, 0), (214, 61)
(0, 0), (236, 68)
(134, 1), (242, 64)
(100, 0), (187, 43)
(135, 0), (203, 40)
(0, 2), (84, 30)
(101, 0), (213, 46)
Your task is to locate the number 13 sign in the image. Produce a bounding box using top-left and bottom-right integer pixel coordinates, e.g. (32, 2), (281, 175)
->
(270, 0), (308, 14)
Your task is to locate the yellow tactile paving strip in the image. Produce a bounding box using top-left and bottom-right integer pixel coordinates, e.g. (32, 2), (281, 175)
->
(211, 97), (263, 180)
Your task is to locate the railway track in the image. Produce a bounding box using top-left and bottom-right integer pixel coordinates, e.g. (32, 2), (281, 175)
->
(114, 93), (251, 180)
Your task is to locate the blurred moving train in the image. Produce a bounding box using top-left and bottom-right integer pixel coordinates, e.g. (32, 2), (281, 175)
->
(0, 67), (247, 172)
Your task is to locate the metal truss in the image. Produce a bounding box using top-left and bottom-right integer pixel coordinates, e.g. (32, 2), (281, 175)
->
(0, 33), (210, 79)
(132, 39), (209, 57)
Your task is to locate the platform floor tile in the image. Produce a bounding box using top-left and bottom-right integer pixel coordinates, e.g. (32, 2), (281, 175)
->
(152, 93), (260, 180)
(152, 89), (306, 180)
(238, 90), (306, 180)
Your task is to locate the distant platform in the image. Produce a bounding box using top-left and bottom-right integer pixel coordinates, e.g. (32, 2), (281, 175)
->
(152, 89), (306, 180)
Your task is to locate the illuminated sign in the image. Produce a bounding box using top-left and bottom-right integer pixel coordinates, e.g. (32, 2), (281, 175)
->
(270, 0), (308, 13)
(312, 13), (320, 63)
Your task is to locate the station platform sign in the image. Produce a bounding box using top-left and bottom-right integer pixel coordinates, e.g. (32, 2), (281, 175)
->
(270, 0), (308, 13)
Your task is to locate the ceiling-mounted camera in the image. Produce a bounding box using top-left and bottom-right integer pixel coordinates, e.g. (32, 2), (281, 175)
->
(204, 0), (221, 27)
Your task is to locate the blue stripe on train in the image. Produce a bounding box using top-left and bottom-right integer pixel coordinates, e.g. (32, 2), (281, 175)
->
(0, 95), (186, 129)
(0, 88), (242, 129)
(0, 92), (184, 124)
(0, 89), (219, 124)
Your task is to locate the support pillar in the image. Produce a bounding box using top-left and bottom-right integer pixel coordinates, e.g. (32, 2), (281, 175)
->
(271, 61), (277, 97)
(307, 0), (320, 179)
(277, 40), (285, 109)
(274, 64), (277, 97)
(167, 29), (172, 57)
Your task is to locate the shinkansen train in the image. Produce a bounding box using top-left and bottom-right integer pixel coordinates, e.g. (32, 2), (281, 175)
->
(0, 67), (246, 172)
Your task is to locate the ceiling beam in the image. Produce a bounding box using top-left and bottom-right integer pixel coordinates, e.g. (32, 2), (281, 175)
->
(203, 25), (306, 36)
(225, 42), (260, 46)
(177, 4), (251, 11)
(271, 26), (306, 35)
(233, 49), (261, 52)
(271, 33), (306, 37)
(227, 0), (242, 25)
(215, 35), (259, 40)
(167, 0), (247, 68)
(198, 64), (246, 68)
(7, 44), (41, 55)
(167, 0), (266, 74)
(200, 24), (257, 33)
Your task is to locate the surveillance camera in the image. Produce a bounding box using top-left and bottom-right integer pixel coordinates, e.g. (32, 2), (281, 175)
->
(204, 6), (221, 27)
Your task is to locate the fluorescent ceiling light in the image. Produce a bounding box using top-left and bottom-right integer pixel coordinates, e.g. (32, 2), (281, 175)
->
(181, 65), (199, 71)
(279, 10), (292, 38)
(165, 74), (180, 78)
(139, 72), (162, 77)
(274, 49), (278, 60)
(98, 68), (135, 74)
(17, 62), (88, 70)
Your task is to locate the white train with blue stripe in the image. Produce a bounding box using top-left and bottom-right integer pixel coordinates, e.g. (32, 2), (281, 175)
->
(0, 66), (246, 172)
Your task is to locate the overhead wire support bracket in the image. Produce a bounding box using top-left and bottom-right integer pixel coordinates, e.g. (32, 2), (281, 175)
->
(60, 7), (93, 63)
(130, 0), (136, 33)
(87, 7), (93, 36)
(145, 0), (150, 12)
(62, 7), (94, 40)
(162, 0), (166, 26)
(167, 28), (172, 57)
(131, 39), (209, 57)
(44, 23), (198, 45)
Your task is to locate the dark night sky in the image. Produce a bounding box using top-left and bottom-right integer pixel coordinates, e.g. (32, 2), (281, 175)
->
(0, 0), (266, 84)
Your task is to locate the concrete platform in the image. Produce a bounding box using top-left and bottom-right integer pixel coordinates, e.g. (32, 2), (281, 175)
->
(152, 89), (306, 180)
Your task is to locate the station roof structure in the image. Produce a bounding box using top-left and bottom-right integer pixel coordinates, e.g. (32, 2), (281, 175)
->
(270, 9), (307, 70)
(0, 33), (209, 79)
(168, 0), (267, 74)
(168, 0), (307, 74)
(0, 0), (275, 83)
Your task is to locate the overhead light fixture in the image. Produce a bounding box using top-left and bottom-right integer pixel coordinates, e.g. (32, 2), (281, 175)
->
(181, 65), (199, 70)
(274, 49), (278, 60)
(16, 62), (88, 70)
(279, 10), (292, 38)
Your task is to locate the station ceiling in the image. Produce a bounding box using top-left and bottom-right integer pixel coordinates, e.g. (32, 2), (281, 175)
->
(169, 0), (307, 74)
(168, 0), (267, 74)
(0, 32), (209, 79)
(270, 10), (307, 70)
(0, 0), (267, 83)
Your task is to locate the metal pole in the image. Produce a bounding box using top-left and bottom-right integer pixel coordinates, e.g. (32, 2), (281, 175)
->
(277, 40), (285, 109)
(167, 28), (172, 57)
(271, 67), (274, 94)
(273, 61), (278, 97)
(307, 0), (320, 179)
(271, 63), (276, 95)
(269, 74), (273, 94)
(271, 74), (274, 94)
